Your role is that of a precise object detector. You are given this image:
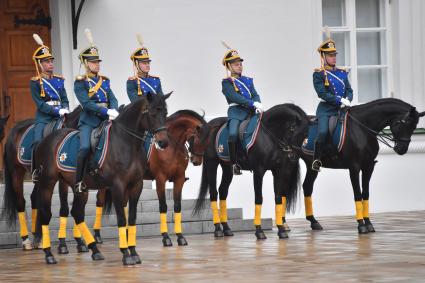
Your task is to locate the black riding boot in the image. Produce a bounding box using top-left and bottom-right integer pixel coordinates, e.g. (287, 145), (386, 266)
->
(312, 142), (324, 172)
(228, 141), (242, 175)
(74, 152), (88, 193)
(31, 143), (39, 182)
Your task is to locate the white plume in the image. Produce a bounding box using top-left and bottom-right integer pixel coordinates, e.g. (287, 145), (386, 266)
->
(84, 28), (95, 46)
(221, 40), (232, 50)
(324, 26), (331, 39)
(136, 34), (144, 47)
(33, 34), (44, 46)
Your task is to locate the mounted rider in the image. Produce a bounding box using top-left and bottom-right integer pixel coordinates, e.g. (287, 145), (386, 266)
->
(312, 28), (353, 172)
(73, 29), (119, 193)
(30, 34), (70, 181)
(127, 34), (163, 102)
(221, 41), (264, 175)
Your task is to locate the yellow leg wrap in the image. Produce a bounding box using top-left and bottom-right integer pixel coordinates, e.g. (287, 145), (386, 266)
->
(73, 222), (82, 238)
(219, 200), (228, 223)
(18, 212), (29, 238)
(211, 201), (220, 224)
(42, 225), (51, 249)
(304, 196), (314, 217)
(254, 204), (262, 226)
(160, 213), (168, 234)
(58, 217), (67, 239)
(275, 204), (283, 226)
(281, 197), (287, 219)
(355, 201), (364, 220)
(31, 209), (38, 234)
(174, 212), (182, 234)
(78, 222), (95, 245)
(363, 200), (369, 218)
(119, 227), (128, 249)
(93, 206), (103, 230)
(127, 225), (137, 247)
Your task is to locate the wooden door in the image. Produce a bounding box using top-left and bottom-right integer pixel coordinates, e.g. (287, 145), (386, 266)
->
(0, 0), (51, 169)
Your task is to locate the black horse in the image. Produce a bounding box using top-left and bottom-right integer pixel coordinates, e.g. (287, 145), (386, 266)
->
(291, 98), (425, 234)
(194, 104), (309, 240)
(1, 107), (81, 250)
(35, 93), (170, 265)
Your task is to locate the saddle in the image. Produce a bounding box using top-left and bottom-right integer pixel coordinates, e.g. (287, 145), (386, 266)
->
(308, 115), (342, 137)
(90, 120), (110, 152)
(42, 118), (65, 138)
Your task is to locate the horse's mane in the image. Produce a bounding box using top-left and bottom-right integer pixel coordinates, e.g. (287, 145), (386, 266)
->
(264, 103), (309, 123)
(352, 98), (413, 112)
(167, 110), (206, 124)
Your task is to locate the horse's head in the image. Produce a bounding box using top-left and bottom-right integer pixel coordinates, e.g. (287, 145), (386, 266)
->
(0, 115), (10, 142)
(390, 107), (425, 155)
(146, 92), (171, 150)
(188, 122), (211, 166)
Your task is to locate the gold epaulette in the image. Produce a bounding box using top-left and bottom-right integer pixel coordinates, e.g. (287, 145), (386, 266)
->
(100, 75), (109, 80)
(53, 74), (65, 80)
(128, 76), (137, 80)
(149, 75), (160, 79)
(75, 75), (86, 81)
(31, 76), (40, 81)
(314, 67), (324, 72)
(337, 67), (347, 72)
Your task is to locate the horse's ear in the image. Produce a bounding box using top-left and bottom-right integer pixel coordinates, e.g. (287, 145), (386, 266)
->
(146, 92), (153, 103)
(163, 91), (173, 100)
(418, 111), (425, 117)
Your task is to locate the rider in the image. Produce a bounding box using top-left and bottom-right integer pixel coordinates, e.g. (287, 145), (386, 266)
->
(74, 29), (119, 193)
(30, 34), (69, 181)
(312, 29), (353, 172)
(221, 42), (264, 175)
(127, 34), (163, 101)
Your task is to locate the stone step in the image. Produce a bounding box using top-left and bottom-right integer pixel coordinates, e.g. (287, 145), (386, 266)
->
(0, 218), (273, 248)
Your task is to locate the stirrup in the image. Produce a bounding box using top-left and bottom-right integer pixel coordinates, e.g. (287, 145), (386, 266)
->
(233, 164), (242, 175)
(74, 182), (87, 194)
(311, 159), (322, 172)
(31, 169), (39, 182)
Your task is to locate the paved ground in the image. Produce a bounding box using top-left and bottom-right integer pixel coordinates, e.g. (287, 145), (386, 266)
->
(0, 210), (424, 283)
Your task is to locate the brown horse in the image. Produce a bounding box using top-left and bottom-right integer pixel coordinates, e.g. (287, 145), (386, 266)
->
(0, 115), (9, 141)
(1, 107), (81, 250)
(35, 94), (170, 265)
(94, 110), (210, 246)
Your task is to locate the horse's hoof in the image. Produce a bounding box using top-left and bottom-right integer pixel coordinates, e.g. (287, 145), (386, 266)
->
(283, 222), (291, 232)
(277, 230), (289, 239)
(214, 229), (224, 238)
(131, 254), (142, 264)
(57, 244), (69, 255)
(311, 222), (323, 230)
(177, 236), (188, 246)
(162, 237), (173, 247)
(366, 224), (375, 233)
(94, 235), (103, 244)
(91, 252), (105, 261)
(255, 230), (267, 240)
(45, 255), (57, 264)
(358, 224), (369, 234)
(22, 239), (33, 251)
(223, 229), (234, 237)
(77, 243), (89, 253)
(122, 255), (136, 266)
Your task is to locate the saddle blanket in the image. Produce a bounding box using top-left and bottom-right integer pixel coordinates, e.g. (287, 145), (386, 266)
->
(215, 114), (262, 161)
(301, 112), (348, 155)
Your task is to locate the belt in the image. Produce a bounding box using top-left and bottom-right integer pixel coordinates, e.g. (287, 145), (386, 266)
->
(96, 103), (108, 107)
(46, 101), (60, 106)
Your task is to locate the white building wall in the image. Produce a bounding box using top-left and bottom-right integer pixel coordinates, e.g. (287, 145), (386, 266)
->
(50, 0), (425, 222)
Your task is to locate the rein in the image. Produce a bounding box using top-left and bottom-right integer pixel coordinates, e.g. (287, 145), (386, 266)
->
(259, 120), (299, 152)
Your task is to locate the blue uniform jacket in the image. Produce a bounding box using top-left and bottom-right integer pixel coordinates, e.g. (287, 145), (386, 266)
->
(126, 75), (163, 102)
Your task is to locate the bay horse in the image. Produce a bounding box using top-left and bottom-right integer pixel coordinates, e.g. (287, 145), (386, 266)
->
(0, 115), (9, 141)
(194, 104), (309, 240)
(1, 107), (81, 250)
(94, 110), (211, 247)
(289, 98), (425, 234)
(35, 93), (170, 265)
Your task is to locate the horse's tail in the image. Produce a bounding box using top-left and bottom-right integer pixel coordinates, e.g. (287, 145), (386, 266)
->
(1, 119), (33, 224)
(193, 162), (209, 215)
(285, 162), (301, 213)
(103, 189), (113, 216)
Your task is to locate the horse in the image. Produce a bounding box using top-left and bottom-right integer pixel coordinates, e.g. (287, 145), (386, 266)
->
(1, 106), (82, 250)
(35, 93), (170, 265)
(193, 104), (309, 240)
(0, 115), (9, 141)
(288, 98), (425, 234)
(93, 110), (211, 247)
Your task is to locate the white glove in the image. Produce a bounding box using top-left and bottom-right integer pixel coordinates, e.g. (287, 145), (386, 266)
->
(107, 109), (119, 120)
(340, 98), (351, 108)
(58, 108), (70, 116)
(253, 102), (265, 113)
